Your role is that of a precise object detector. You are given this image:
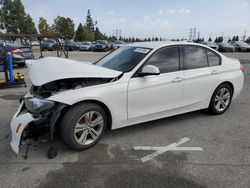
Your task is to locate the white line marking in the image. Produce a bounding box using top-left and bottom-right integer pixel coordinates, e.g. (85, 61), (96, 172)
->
(133, 137), (203, 163)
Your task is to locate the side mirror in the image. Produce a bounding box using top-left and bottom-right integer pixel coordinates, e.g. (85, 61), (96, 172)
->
(138, 65), (160, 77)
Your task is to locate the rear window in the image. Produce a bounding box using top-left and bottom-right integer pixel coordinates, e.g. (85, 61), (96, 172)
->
(207, 50), (220, 66)
(183, 46), (208, 69)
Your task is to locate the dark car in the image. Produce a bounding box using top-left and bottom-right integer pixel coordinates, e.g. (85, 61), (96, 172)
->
(78, 41), (96, 51)
(41, 39), (57, 51)
(202, 42), (219, 50)
(113, 40), (126, 50)
(230, 41), (250, 52)
(64, 40), (78, 51)
(94, 40), (110, 51)
(218, 42), (235, 52)
(0, 42), (34, 67)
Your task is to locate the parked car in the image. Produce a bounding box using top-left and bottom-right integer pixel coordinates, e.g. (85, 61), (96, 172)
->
(0, 42), (34, 67)
(75, 41), (81, 49)
(113, 40), (126, 50)
(10, 42), (244, 154)
(41, 39), (57, 51)
(94, 40), (110, 51)
(65, 40), (78, 51)
(230, 41), (250, 52)
(202, 42), (219, 50)
(31, 41), (40, 46)
(79, 41), (96, 51)
(217, 42), (235, 52)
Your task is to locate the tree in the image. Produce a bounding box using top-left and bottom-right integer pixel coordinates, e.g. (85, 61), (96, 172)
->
(208, 37), (212, 42)
(81, 10), (96, 41)
(38, 17), (52, 35)
(0, 0), (37, 34)
(75, 23), (84, 41)
(235, 35), (239, 41)
(21, 14), (37, 34)
(52, 16), (75, 38)
(94, 27), (105, 40)
(85, 9), (95, 33)
(108, 36), (117, 42)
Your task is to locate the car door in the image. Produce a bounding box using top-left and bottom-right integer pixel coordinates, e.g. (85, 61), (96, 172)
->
(128, 46), (184, 119)
(182, 45), (221, 107)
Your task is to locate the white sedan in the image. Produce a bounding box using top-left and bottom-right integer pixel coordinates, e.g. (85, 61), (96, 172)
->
(10, 42), (244, 154)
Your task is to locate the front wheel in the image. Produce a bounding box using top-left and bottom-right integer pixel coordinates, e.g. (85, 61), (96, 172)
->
(60, 102), (107, 151)
(208, 84), (233, 115)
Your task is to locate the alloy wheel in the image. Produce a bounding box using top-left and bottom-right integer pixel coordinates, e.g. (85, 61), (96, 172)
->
(214, 87), (231, 112)
(74, 111), (104, 145)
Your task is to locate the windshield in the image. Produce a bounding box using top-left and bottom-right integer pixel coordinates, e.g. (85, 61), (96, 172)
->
(96, 40), (107, 44)
(82, 42), (91, 45)
(95, 46), (151, 73)
(42, 39), (56, 44)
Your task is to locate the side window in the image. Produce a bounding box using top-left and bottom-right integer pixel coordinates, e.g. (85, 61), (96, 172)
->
(146, 47), (180, 74)
(207, 50), (220, 66)
(183, 46), (208, 69)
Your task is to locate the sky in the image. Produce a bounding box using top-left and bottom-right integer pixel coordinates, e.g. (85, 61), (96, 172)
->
(22, 0), (250, 40)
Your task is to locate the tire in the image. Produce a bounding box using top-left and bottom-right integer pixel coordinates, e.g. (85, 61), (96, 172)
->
(60, 102), (107, 151)
(208, 84), (233, 115)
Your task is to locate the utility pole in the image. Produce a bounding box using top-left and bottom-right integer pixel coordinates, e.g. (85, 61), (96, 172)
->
(193, 27), (196, 41)
(243, 30), (247, 41)
(189, 28), (193, 41)
(115, 29), (122, 40)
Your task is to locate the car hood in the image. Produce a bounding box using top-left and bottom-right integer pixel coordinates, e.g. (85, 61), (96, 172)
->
(26, 57), (122, 86)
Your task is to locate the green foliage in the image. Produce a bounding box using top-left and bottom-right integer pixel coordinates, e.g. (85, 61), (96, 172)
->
(74, 23), (84, 41)
(21, 14), (37, 34)
(38, 17), (51, 35)
(52, 16), (75, 38)
(232, 35), (239, 41)
(214, 36), (223, 43)
(85, 9), (95, 33)
(0, 0), (37, 34)
(108, 36), (117, 42)
(94, 27), (106, 40)
(74, 10), (107, 41)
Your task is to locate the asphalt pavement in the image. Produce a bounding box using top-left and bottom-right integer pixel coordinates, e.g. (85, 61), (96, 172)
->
(0, 51), (250, 188)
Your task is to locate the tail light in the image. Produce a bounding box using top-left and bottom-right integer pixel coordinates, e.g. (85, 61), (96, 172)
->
(240, 64), (245, 72)
(11, 49), (21, 54)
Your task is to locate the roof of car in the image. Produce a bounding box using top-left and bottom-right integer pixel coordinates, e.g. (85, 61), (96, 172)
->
(127, 41), (205, 49)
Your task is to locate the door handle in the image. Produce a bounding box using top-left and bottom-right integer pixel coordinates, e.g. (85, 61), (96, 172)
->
(211, 69), (220, 75)
(171, 77), (184, 83)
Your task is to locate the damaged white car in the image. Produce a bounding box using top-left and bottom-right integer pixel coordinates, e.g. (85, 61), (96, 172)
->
(10, 42), (244, 155)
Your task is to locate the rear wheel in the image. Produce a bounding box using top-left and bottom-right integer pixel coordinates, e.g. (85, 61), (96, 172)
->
(60, 102), (107, 150)
(209, 84), (233, 115)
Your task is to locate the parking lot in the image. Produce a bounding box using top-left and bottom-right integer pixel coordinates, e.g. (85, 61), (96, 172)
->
(0, 51), (250, 188)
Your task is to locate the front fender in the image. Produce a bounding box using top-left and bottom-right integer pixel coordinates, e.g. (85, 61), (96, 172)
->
(47, 82), (128, 128)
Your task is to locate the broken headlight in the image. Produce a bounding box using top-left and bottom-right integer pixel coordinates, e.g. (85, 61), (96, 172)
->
(24, 97), (55, 114)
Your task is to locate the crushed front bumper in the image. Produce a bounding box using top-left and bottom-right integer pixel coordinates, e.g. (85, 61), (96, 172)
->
(10, 102), (34, 154)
